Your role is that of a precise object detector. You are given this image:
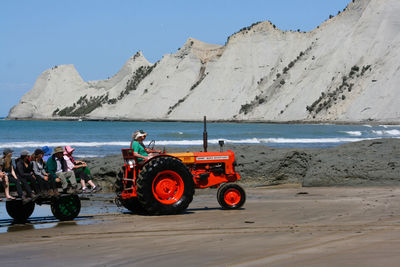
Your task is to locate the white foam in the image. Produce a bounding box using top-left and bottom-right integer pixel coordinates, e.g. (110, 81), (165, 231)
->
(386, 130), (400, 135)
(379, 125), (400, 128)
(0, 141), (130, 149)
(155, 137), (377, 145)
(256, 137), (373, 143)
(341, 131), (363, 136)
(372, 129), (400, 136)
(74, 154), (102, 158)
(1, 137), (398, 149)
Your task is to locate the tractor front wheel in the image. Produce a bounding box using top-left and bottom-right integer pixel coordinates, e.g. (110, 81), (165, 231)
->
(51, 195), (81, 221)
(6, 200), (35, 222)
(217, 183), (246, 209)
(137, 156), (194, 215)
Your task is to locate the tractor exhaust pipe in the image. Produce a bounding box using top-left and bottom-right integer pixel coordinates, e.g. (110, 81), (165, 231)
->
(203, 116), (208, 152)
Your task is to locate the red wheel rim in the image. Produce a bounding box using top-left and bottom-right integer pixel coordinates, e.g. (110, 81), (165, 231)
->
(224, 188), (241, 206)
(152, 170), (184, 204)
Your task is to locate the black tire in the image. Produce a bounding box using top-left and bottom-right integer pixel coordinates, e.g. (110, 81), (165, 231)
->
(6, 200), (35, 222)
(115, 166), (147, 214)
(217, 183), (246, 209)
(217, 184), (224, 201)
(51, 195), (81, 221)
(121, 197), (147, 214)
(137, 156), (194, 215)
(114, 168), (125, 194)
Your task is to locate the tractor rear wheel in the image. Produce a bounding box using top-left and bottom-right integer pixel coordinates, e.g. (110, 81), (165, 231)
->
(217, 183), (246, 209)
(121, 197), (147, 214)
(114, 168), (125, 194)
(137, 156), (194, 215)
(6, 200), (35, 222)
(51, 195), (81, 221)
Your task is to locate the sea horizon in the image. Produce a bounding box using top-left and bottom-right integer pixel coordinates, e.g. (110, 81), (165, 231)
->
(1, 120), (400, 158)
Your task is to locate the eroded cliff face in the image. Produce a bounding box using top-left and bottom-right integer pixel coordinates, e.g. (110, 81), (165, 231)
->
(8, 0), (400, 123)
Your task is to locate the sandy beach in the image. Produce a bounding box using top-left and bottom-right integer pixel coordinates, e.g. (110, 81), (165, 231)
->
(2, 186), (400, 266)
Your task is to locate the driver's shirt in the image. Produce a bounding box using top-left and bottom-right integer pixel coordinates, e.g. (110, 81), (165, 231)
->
(131, 141), (148, 162)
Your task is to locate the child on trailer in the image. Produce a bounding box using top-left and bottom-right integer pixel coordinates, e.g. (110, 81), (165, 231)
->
(63, 146), (102, 193)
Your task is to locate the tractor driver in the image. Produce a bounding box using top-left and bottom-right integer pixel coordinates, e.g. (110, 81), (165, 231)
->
(131, 130), (161, 162)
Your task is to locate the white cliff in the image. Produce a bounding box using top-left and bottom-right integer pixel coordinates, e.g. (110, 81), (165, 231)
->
(8, 0), (400, 123)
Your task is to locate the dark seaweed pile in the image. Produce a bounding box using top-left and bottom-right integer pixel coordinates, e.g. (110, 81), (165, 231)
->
(84, 139), (400, 192)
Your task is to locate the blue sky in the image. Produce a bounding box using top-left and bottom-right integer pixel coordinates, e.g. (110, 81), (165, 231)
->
(0, 0), (350, 117)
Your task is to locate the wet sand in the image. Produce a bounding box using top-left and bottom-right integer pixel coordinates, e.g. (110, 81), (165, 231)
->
(2, 186), (400, 266)
(0, 194), (120, 221)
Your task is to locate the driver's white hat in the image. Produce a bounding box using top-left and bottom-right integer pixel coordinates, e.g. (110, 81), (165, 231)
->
(133, 129), (147, 140)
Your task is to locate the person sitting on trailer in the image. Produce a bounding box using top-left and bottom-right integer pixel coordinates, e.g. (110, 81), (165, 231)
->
(1, 148), (23, 200)
(130, 130), (161, 162)
(63, 146), (102, 193)
(31, 148), (53, 197)
(46, 146), (80, 194)
(15, 150), (40, 199)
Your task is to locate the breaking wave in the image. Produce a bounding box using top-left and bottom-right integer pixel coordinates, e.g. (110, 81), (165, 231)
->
(1, 137), (399, 149)
(372, 129), (400, 136)
(341, 131), (363, 136)
(74, 154), (101, 158)
(137, 137), (377, 145)
(0, 141), (130, 149)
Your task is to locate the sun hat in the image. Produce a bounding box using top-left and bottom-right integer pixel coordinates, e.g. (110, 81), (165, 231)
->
(133, 129), (147, 140)
(64, 146), (75, 155)
(2, 148), (13, 156)
(52, 146), (64, 155)
(41, 146), (52, 156)
(34, 148), (44, 155)
(20, 150), (30, 156)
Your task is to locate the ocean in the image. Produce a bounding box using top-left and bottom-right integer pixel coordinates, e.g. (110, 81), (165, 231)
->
(1, 120), (399, 158)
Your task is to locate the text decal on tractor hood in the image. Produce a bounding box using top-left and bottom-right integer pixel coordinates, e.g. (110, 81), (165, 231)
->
(196, 156), (229, 161)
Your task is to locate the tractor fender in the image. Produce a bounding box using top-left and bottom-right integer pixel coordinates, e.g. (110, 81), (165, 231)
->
(141, 154), (183, 168)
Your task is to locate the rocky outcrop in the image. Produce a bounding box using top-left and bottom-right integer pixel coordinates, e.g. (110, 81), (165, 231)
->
(8, 0), (400, 123)
(85, 139), (400, 191)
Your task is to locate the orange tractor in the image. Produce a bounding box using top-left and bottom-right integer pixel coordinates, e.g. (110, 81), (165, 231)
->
(115, 117), (246, 215)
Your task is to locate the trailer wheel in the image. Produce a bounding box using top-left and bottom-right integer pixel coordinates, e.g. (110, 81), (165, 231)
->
(51, 195), (81, 221)
(6, 200), (35, 222)
(217, 183), (246, 209)
(137, 156), (194, 215)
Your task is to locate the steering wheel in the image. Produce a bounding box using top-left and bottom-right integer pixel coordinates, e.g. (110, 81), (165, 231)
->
(147, 140), (155, 150)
